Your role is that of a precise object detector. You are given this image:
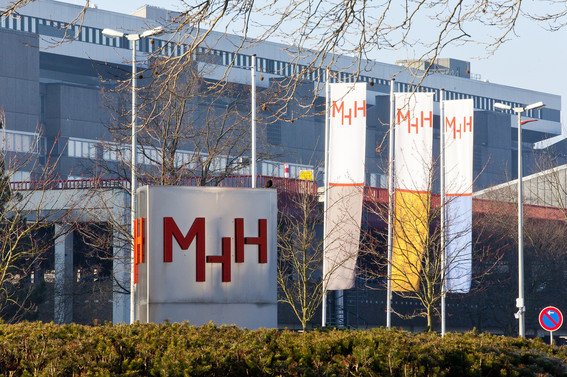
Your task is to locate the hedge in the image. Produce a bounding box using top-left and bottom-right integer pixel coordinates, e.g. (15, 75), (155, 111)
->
(0, 322), (566, 376)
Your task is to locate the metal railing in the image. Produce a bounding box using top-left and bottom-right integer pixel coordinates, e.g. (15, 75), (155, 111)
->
(9, 177), (563, 221)
(9, 175), (319, 195)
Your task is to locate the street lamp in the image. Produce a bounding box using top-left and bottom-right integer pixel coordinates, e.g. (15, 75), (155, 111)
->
(102, 26), (165, 323)
(494, 100), (545, 338)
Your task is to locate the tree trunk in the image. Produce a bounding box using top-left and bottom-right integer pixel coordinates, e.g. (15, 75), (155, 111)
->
(426, 305), (433, 332)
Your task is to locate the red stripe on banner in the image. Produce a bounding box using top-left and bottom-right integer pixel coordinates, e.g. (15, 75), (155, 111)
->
(446, 193), (473, 197)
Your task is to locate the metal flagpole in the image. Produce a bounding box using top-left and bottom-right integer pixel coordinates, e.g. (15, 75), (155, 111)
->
(386, 78), (395, 328)
(517, 109), (525, 337)
(440, 89), (447, 336)
(130, 39), (137, 324)
(251, 55), (257, 188)
(322, 68), (330, 327)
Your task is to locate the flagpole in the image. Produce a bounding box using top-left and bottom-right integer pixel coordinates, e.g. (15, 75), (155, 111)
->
(440, 89), (447, 336)
(386, 78), (395, 328)
(322, 67), (330, 327)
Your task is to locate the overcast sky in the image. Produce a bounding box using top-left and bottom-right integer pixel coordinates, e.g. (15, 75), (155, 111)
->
(61, 0), (567, 127)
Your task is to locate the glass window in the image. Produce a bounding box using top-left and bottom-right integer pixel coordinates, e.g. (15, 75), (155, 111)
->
(4, 132), (39, 154)
(68, 138), (98, 159)
(9, 170), (30, 182)
(68, 139), (75, 156)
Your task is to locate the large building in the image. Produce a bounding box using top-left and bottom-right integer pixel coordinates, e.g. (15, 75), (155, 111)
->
(0, 0), (565, 330)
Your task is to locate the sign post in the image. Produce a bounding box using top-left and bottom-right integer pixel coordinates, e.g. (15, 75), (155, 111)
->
(539, 306), (563, 345)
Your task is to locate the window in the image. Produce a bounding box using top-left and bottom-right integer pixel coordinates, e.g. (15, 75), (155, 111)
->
(103, 142), (122, 161)
(210, 156), (227, 171)
(4, 131), (39, 154)
(261, 161), (278, 176)
(138, 146), (160, 165)
(174, 150), (197, 169)
(68, 138), (97, 159)
(9, 170), (30, 182)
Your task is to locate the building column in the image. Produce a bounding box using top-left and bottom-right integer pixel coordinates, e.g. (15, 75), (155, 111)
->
(54, 224), (73, 323)
(335, 290), (345, 328)
(112, 190), (130, 323)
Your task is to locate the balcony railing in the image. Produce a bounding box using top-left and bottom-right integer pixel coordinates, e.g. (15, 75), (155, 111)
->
(8, 177), (565, 221)
(9, 175), (320, 195)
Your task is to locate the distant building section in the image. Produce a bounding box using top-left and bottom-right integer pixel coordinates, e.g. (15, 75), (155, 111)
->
(396, 57), (471, 79)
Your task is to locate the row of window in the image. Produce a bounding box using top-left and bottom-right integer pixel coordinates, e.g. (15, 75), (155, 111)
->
(0, 14), (185, 55)
(102, 142), (194, 167)
(194, 46), (390, 86)
(1, 130), (42, 154)
(68, 138), (96, 159)
(67, 138), (316, 178)
(0, 13), (557, 121)
(396, 84), (545, 119)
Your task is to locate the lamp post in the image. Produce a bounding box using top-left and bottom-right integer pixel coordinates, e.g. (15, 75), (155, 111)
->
(251, 55), (257, 188)
(494, 100), (545, 338)
(102, 26), (164, 323)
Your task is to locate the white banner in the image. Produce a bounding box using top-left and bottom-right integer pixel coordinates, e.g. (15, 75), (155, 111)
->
(329, 83), (367, 185)
(444, 98), (474, 293)
(324, 82), (366, 290)
(394, 92), (434, 192)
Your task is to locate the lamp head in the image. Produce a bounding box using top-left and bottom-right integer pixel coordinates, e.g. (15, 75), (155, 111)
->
(102, 28), (124, 38)
(141, 26), (165, 38)
(525, 101), (545, 111)
(494, 102), (512, 111)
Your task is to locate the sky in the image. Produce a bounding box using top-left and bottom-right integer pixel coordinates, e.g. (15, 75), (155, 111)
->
(61, 0), (567, 126)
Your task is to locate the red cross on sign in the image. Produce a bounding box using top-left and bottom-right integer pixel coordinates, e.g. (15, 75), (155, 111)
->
(539, 306), (563, 332)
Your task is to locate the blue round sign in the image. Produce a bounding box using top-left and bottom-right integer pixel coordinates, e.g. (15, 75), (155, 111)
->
(539, 306), (563, 332)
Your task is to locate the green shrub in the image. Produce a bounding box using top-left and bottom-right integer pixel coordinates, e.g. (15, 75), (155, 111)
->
(0, 322), (565, 376)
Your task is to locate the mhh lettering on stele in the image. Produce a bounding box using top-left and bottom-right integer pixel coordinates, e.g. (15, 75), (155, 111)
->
(133, 217), (268, 284)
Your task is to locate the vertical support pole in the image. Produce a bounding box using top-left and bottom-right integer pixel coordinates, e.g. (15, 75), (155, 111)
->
(386, 79), (395, 328)
(54, 224), (73, 323)
(517, 110), (525, 338)
(251, 55), (257, 188)
(322, 68), (330, 327)
(336, 291), (344, 328)
(113, 192), (131, 323)
(440, 89), (446, 336)
(1, 110), (5, 155)
(130, 39), (137, 324)
(550, 331), (553, 346)
(1, 110), (6, 183)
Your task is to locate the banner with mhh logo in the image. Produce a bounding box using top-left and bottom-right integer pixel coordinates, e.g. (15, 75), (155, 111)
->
(444, 98), (474, 293)
(392, 92), (434, 292)
(324, 82), (366, 290)
(134, 186), (277, 328)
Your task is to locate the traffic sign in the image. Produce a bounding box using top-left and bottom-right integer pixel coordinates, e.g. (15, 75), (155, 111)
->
(539, 306), (563, 332)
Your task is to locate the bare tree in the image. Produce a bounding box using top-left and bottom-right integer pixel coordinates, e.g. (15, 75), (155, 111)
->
(100, 57), (259, 187)
(277, 186), (323, 331)
(361, 163), (506, 332)
(0, 130), (75, 322)
(475, 160), (567, 335)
